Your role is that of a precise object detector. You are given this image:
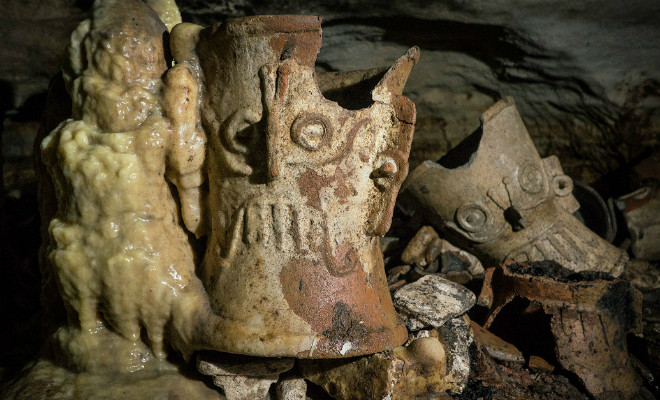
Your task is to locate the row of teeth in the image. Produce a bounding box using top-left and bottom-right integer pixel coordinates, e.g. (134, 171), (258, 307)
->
(509, 221), (598, 266)
(224, 200), (331, 255)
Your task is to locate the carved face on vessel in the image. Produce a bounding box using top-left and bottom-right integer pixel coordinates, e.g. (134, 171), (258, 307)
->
(193, 15), (418, 358)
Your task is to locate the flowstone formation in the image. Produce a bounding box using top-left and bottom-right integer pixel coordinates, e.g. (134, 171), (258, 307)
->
(4, 0), (419, 398)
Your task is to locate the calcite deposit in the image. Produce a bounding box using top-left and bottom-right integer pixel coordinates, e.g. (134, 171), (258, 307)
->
(39, 0), (208, 373)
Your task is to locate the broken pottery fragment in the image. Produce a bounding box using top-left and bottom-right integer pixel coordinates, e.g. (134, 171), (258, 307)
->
(393, 275), (476, 331)
(191, 15), (419, 358)
(438, 238), (485, 278)
(471, 321), (524, 365)
(631, 150), (660, 187)
(528, 355), (555, 373)
(197, 352), (294, 400)
(300, 336), (452, 399)
(401, 97), (628, 277)
(401, 225), (440, 266)
(616, 186), (660, 261)
(443, 271), (473, 286)
(480, 261), (644, 399)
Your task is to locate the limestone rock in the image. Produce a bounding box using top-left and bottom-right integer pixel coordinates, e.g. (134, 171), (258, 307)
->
(197, 352), (294, 400)
(2, 358), (223, 400)
(276, 376), (307, 400)
(393, 275), (476, 331)
(437, 239), (485, 279)
(300, 336), (451, 400)
(401, 226), (439, 266)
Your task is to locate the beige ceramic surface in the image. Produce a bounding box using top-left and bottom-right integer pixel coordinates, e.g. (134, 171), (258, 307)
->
(402, 97), (628, 277)
(190, 15), (417, 358)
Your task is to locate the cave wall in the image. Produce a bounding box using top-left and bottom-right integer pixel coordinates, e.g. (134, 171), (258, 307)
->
(2, 0), (660, 185)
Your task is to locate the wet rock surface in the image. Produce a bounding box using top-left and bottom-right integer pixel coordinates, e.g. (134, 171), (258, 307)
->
(393, 275), (476, 331)
(4, 0), (660, 184)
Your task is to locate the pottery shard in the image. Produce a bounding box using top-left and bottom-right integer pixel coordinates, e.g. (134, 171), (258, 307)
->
(401, 226), (440, 266)
(393, 275), (476, 331)
(197, 352), (294, 400)
(437, 238), (485, 278)
(480, 261), (644, 398)
(300, 336), (450, 400)
(528, 355), (555, 373)
(471, 321), (524, 364)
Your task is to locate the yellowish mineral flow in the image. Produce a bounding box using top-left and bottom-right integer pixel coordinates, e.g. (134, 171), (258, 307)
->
(40, 0), (207, 374)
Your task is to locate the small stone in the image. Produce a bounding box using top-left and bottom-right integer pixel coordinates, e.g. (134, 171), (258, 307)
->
(387, 264), (411, 285)
(445, 270), (473, 286)
(528, 355), (555, 373)
(197, 352), (294, 400)
(401, 226), (439, 266)
(197, 352), (294, 376)
(407, 328), (439, 344)
(471, 321), (524, 364)
(212, 375), (276, 400)
(425, 238), (443, 265)
(437, 239), (485, 278)
(440, 251), (469, 274)
(300, 336), (450, 400)
(408, 265), (436, 282)
(276, 376), (307, 400)
(617, 186), (660, 261)
(403, 315), (431, 331)
(393, 275), (476, 330)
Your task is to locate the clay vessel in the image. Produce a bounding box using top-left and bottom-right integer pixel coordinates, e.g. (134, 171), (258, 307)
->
(401, 97), (627, 276)
(193, 15), (418, 358)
